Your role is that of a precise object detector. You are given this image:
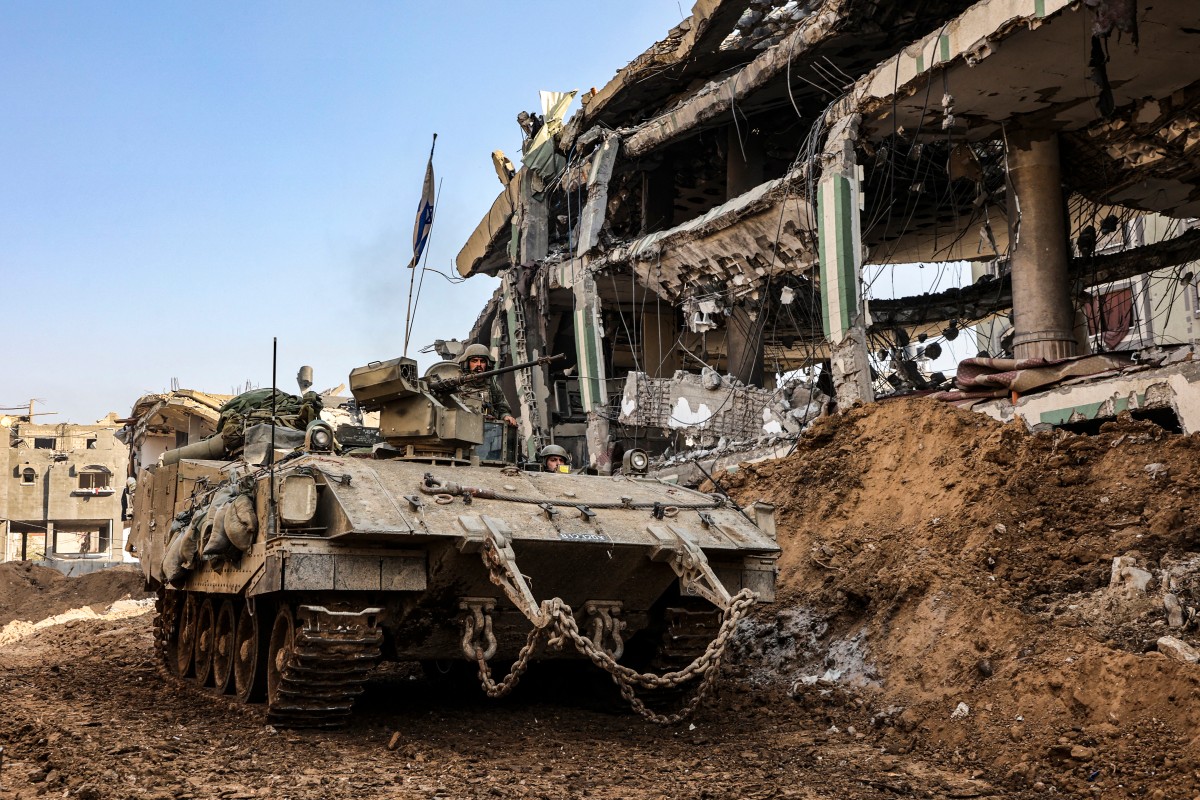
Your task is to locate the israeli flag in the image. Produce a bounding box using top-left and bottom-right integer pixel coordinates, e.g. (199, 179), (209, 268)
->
(408, 136), (436, 269)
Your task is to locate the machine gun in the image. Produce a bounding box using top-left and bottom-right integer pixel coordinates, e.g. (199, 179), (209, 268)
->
(350, 352), (567, 462)
(427, 353), (566, 394)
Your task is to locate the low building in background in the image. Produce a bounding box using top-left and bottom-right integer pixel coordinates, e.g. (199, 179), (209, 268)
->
(1, 413), (129, 573)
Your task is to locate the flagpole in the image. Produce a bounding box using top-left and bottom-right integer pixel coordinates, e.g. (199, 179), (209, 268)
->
(404, 176), (443, 357)
(403, 133), (437, 358)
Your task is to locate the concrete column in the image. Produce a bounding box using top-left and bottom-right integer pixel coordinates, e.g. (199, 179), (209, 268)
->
(726, 124), (765, 200)
(726, 304), (765, 386)
(45, 521), (54, 558)
(1006, 131), (1078, 361)
(817, 115), (874, 407)
(517, 176), (549, 267)
(642, 310), (680, 378)
(573, 272), (612, 473)
(576, 134), (620, 257)
(501, 269), (550, 461)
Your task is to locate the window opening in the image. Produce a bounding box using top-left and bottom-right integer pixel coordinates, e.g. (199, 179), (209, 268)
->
(79, 471), (111, 490)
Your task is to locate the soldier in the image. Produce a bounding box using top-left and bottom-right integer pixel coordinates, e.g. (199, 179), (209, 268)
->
(456, 344), (518, 427)
(538, 444), (571, 474)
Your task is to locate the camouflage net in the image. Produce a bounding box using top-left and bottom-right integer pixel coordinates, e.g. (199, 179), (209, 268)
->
(215, 389), (323, 454)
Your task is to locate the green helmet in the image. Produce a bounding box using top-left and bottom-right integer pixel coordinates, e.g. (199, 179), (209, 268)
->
(457, 343), (494, 369)
(538, 444), (569, 462)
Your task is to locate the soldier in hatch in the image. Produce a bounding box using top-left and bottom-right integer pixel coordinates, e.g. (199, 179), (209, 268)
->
(458, 344), (517, 462)
(457, 344), (518, 428)
(538, 444), (571, 474)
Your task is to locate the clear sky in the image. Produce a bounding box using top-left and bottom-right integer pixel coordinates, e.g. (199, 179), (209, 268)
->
(0, 1), (688, 423)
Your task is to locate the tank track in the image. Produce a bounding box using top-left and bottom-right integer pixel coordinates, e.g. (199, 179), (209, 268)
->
(634, 604), (722, 711)
(152, 590), (174, 668)
(652, 606), (721, 671)
(153, 590), (383, 727)
(152, 589), (265, 723)
(266, 607), (384, 728)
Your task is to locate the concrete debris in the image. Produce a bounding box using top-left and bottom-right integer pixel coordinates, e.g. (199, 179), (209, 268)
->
(1109, 555), (1154, 597)
(732, 605), (880, 693)
(649, 435), (797, 487)
(1159, 553), (1200, 629)
(1160, 553), (1200, 595)
(1156, 636), (1199, 664)
(950, 702), (970, 721)
(721, 0), (818, 51)
(619, 370), (815, 445)
(1163, 593), (1184, 627)
(1144, 462), (1169, 480)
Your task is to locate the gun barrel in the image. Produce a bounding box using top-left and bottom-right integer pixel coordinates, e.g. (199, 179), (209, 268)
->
(432, 353), (566, 392)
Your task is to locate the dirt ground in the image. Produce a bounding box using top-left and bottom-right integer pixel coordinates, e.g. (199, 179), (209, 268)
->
(2, 398), (1199, 799)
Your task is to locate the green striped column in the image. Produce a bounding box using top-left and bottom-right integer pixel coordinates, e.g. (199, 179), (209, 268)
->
(502, 271), (524, 365)
(501, 270), (536, 460)
(573, 273), (606, 412)
(817, 149), (874, 405)
(818, 173), (863, 343)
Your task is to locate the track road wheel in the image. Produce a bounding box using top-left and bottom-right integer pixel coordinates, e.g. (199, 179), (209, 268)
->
(266, 604), (296, 715)
(234, 602), (267, 703)
(212, 599), (236, 694)
(194, 597), (215, 686)
(175, 593), (199, 677)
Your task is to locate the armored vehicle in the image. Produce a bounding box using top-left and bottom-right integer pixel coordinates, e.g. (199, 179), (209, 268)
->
(130, 354), (779, 726)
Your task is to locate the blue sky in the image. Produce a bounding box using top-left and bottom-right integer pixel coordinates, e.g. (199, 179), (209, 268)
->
(0, 1), (688, 422)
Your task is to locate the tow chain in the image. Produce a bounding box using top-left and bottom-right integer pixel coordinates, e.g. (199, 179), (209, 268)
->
(467, 589), (757, 725)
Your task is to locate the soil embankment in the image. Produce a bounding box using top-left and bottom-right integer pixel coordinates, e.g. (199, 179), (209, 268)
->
(724, 398), (1200, 796)
(0, 562), (149, 627)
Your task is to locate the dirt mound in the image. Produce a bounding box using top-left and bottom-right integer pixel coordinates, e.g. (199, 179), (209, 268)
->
(724, 398), (1200, 796)
(0, 562), (150, 627)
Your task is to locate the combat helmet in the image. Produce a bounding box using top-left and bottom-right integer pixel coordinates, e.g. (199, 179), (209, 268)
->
(457, 343), (494, 370)
(538, 444), (571, 472)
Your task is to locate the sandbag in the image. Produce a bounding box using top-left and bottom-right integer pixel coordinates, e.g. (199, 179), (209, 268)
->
(200, 486), (238, 561)
(161, 512), (198, 586)
(223, 493), (258, 552)
(201, 505), (233, 561)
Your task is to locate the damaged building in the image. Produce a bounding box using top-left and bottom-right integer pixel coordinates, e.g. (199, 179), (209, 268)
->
(454, 0), (1200, 473)
(118, 389), (232, 478)
(1, 412), (130, 572)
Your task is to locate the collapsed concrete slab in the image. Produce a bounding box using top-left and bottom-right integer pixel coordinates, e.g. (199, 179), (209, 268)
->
(969, 357), (1200, 433)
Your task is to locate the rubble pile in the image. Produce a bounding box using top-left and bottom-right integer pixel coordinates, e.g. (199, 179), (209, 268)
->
(726, 398), (1200, 794)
